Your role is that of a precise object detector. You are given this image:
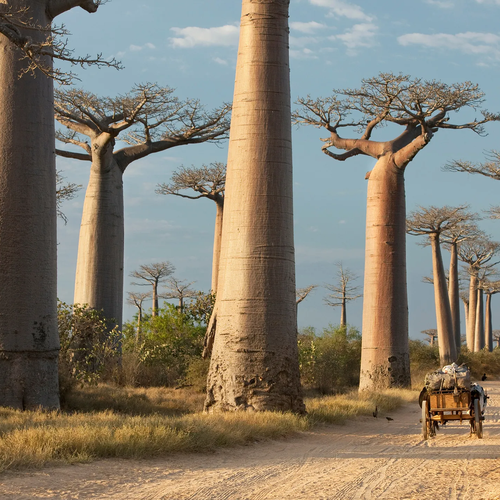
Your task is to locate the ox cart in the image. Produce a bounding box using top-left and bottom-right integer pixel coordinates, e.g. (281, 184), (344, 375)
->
(420, 364), (486, 440)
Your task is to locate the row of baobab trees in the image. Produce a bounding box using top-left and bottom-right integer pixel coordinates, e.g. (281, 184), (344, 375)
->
(407, 205), (500, 364)
(2, 0), (500, 412)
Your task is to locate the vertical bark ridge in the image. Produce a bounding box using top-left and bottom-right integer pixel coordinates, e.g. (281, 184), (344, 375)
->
(448, 243), (461, 353)
(0, 1), (59, 409)
(359, 157), (410, 391)
(474, 288), (484, 351)
(205, 0), (304, 413)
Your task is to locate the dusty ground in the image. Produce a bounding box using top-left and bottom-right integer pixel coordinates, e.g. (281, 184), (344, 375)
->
(1, 381), (500, 500)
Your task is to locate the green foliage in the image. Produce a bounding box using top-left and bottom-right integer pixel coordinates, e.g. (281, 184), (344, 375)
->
(58, 300), (121, 400)
(184, 291), (216, 325)
(298, 324), (362, 393)
(122, 304), (205, 387)
(409, 340), (440, 387)
(458, 347), (500, 379)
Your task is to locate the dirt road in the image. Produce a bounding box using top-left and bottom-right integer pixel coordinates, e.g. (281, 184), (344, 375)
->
(1, 381), (499, 500)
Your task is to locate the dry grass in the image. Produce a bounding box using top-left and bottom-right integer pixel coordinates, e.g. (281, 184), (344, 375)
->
(0, 385), (417, 473)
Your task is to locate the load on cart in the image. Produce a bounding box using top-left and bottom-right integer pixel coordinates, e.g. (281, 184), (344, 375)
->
(419, 362), (487, 439)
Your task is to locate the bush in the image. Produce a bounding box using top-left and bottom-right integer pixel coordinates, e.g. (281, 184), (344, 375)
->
(58, 300), (121, 401)
(298, 324), (361, 393)
(409, 340), (440, 387)
(458, 347), (500, 380)
(122, 304), (206, 387)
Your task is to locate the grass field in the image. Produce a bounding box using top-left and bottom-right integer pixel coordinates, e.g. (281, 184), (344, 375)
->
(0, 385), (417, 473)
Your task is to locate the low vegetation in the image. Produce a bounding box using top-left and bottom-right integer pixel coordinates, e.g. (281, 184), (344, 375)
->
(0, 384), (416, 473)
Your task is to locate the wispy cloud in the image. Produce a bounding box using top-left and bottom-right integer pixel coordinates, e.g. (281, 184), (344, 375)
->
(290, 21), (327, 34)
(309, 0), (373, 22)
(329, 23), (378, 54)
(130, 43), (156, 51)
(213, 57), (229, 65)
(398, 31), (500, 61)
(169, 25), (239, 48)
(424, 0), (454, 7)
(475, 0), (500, 4)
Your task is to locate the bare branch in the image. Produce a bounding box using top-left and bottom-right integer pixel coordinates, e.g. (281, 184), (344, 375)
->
(296, 285), (317, 305)
(56, 170), (81, 223)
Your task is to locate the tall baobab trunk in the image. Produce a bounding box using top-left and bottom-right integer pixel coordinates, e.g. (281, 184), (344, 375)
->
(0, 3), (59, 409)
(448, 242), (461, 353)
(359, 157), (410, 391)
(430, 234), (457, 364)
(73, 143), (124, 332)
(205, 0), (304, 413)
(474, 288), (484, 351)
(340, 299), (347, 327)
(211, 199), (224, 293)
(467, 275), (478, 350)
(484, 293), (493, 351)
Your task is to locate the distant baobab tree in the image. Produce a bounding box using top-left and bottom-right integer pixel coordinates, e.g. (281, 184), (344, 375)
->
(493, 330), (500, 349)
(161, 277), (198, 313)
(126, 291), (150, 345)
(157, 163), (226, 293)
(458, 237), (500, 351)
(0, 0), (116, 409)
(294, 72), (498, 390)
(55, 84), (230, 332)
(324, 263), (362, 327)
(407, 205), (473, 364)
(483, 280), (500, 351)
(130, 262), (175, 318)
(422, 329), (438, 346)
(205, 0), (305, 413)
(296, 285), (318, 315)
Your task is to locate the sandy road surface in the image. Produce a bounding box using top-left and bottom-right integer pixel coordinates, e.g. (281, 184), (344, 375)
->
(1, 381), (500, 500)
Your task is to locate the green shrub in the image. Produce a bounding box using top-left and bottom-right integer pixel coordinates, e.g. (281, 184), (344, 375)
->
(122, 304), (205, 387)
(298, 324), (361, 393)
(58, 300), (121, 401)
(458, 347), (500, 379)
(409, 340), (440, 387)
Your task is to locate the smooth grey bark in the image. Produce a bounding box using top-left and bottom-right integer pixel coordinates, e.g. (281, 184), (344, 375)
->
(212, 200), (224, 293)
(0, 0), (100, 409)
(429, 234), (457, 364)
(205, 0), (304, 413)
(448, 243), (461, 354)
(474, 288), (485, 351)
(467, 274), (479, 350)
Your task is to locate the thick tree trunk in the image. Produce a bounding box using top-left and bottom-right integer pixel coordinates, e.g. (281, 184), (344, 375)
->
(340, 298), (346, 327)
(484, 293), (492, 352)
(359, 157), (411, 391)
(430, 234), (457, 364)
(74, 150), (124, 333)
(205, 0), (304, 413)
(152, 282), (159, 317)
(0, 1), (59, 409)
(211, 199), (224, 294)
(467, 275), (478, 350)
(474, 288), (484, 351)
(448, 242), (461, 354)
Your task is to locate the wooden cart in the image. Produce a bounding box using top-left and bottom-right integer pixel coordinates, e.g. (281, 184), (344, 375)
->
(421, 388), (483, 439)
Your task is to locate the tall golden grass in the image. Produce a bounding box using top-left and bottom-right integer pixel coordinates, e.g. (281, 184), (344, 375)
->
(0, 385), (417, 473)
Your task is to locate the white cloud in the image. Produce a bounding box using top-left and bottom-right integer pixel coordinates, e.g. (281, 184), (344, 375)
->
(329, 23), (378, 54)
(309, 0), (373, 22)
(129, 43), (156, 51)
(169, 25), (239, 48)
(424, 0), (454, 7)
(290, 36), (320, 48)
(290, 48), (318, 59)
(213, 57), (228, 65)
(290, 21), (327, 34)
(476, 0), (500, 3)
(398, 31), (500, 61)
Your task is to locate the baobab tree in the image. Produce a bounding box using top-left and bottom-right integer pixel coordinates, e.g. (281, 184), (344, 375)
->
(204, 0), (304, 413)
(422, 329), (438, 346)
(483, 279), (500, 351)
(156, 163), (226, 293)
(161, 277), (197, 313)
(493, 330), (500, 349)
(441, 219), (481, 352)
(407, 205), (472, 364)
(56, 171), (81, 223)
(458, 237), (500, 350)
(130, 262), (175, 318)
(0, 0), (114, 409)
(295, 73), (498, 390)
(296, 285), (318, 316)
(126, 291), (150, 345)
(55, 85), (230, 331)
(324, 263), (362, 327)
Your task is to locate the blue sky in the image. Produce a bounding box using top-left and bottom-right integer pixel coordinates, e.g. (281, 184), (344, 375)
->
(55, 0), (500, 340)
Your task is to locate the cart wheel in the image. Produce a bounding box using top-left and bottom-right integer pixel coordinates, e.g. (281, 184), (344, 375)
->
(422, 400), (428, 440)
(474, 399), (483, 439)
